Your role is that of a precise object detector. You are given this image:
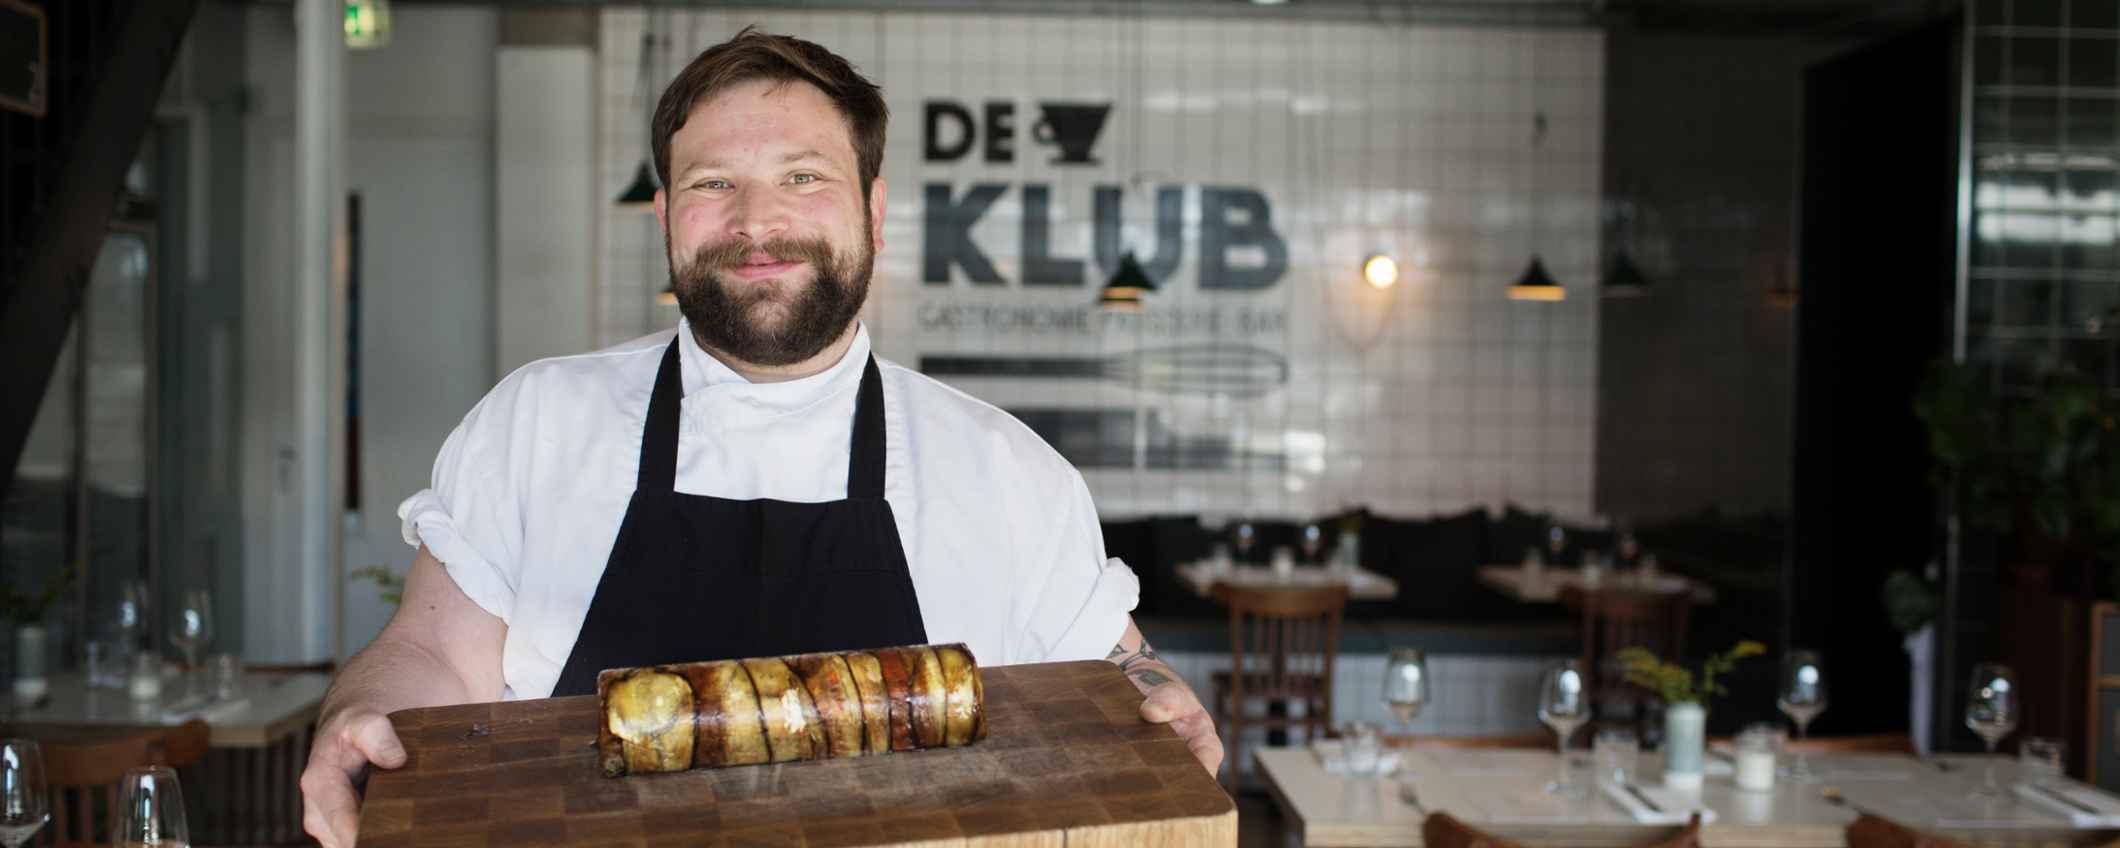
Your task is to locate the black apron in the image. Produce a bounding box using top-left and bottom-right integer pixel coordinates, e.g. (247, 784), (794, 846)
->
(549, 338), (929, 697)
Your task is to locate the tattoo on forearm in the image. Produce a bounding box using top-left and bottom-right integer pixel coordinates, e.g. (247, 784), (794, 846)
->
(1109, 637), (1177, 690)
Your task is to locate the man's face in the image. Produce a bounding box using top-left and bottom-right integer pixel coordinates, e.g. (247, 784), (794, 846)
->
(656, 77), (888, 366)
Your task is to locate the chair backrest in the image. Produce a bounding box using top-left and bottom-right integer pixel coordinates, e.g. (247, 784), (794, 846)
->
(1563, 586), (1691, 709)
(1426, 811), (1700, 848)
(1214, 582), (1347, 714)
(41, 721), (210, 848)
(1846, 814), (1972, 848)
(1784, 733), (1915, 755)
(1400, 732), (1551, 750)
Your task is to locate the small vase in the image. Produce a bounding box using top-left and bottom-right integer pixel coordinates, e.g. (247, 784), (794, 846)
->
(1663, 701), (1706, 789)
(12, 624), (47, 701)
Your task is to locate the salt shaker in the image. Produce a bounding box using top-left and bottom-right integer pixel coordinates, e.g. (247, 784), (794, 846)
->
(1734, 723), (1779, 792)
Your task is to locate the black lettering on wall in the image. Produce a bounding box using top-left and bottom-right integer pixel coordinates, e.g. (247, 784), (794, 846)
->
(1093, 185), (1184, 284)
(1020, 183), (1084, 286)
(1198, 187), (1288, 291)
(924, 101), (974, 162)
(922, 182), (1007, 284)
(983, 101), (1015, 164)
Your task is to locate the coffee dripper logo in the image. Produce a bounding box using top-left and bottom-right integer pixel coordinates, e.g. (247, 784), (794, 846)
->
(1032, 102), (1111, 165)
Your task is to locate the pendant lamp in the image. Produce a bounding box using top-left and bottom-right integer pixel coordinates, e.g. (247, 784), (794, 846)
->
(1508, 257), (1565, 301)
(614, 23), (662, 210)
(1508, 112), (1564, 302)
(1602, 247), (1649, 298)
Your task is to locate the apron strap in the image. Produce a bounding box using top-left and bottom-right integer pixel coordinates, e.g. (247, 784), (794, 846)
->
(637, 338), (683, 493)
(847, 355), (886, 499)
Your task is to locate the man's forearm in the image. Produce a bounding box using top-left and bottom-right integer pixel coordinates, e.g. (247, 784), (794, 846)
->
(1107, 619), (1188, 694)
(319, 633), (478, 722)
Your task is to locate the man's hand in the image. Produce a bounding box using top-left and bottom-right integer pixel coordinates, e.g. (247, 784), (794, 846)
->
(301, 707), (408, 848)
(1108, 618), (1223, 777)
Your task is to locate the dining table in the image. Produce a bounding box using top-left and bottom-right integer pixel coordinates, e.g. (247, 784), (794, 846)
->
(1476, 564), (1718, 605)
(1257, 744), (2120, 846)
(0, 667), (331, 845)
(1177, 559), (1400, 601)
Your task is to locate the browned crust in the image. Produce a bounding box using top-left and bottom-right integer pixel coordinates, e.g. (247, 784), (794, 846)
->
(936, 644), (983, 747)
(875, 648), (918, 752)
(792, 653), (866, 758)
(844, 651), (891, 755)
(742, 657), (819, 763)
(905, 646), (948, 749)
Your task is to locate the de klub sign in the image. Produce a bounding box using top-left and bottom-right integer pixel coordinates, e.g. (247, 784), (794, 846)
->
(920, 99), (1289, 291)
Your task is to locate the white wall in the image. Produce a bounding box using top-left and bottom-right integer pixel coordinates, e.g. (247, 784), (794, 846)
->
(596, 10), (1605, 523)
(495, 47), (596, 377)
(242, 6), (498, 660)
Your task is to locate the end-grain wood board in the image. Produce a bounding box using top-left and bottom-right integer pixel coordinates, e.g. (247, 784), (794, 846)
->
(357, 660), (1235, 847)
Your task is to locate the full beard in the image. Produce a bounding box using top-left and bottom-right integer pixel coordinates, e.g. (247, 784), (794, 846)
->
(668, 229), (873, 368)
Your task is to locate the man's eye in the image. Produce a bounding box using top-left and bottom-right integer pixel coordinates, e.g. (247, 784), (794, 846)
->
(790, 173), (817, 185)
(699, 179), (730, 190)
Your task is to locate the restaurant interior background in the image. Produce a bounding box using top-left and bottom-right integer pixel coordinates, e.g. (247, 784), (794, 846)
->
(8, 0), (2120, 826)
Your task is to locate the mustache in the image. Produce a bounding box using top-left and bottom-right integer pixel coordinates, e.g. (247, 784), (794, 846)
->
(685, 235), (836, 273)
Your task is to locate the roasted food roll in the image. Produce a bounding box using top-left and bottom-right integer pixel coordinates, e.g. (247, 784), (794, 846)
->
(599, 669), (695, 777)
(595, 643), (985, 776)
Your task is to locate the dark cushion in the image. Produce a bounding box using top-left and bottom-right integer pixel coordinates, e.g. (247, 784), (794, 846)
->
(1359, 507), (1494, 620)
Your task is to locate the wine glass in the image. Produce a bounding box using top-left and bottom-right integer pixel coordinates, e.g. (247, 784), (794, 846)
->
(1965, 663), (2020, 799)
(0, 740), (48, 848)
(1538, 659), (1591, 796)
(1545, 523), (1568, 565)
(1779, 650), (1828, 783)
(1385, 648), (1430, 732)
(115, 766), (187, 847)
(1300, 524), (1324, 564)
(168, 590), (213, 674)
(1234, 523), (1257, 561)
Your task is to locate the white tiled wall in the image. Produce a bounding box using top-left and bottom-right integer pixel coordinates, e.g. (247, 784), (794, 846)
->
(597, 10), (1604, 523)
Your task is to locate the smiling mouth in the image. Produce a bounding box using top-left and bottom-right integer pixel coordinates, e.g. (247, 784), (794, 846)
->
(725, 257), (804, 281)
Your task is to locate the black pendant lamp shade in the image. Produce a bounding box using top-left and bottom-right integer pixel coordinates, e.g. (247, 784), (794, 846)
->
(1602, 247), (1649, 298)
(1507, 256), (1565, 302)
(616, 160), (660, 209)
(1099, 250), (1156, 310)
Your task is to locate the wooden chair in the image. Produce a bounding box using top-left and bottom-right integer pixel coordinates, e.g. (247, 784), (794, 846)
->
(1846, 814), (1972, 848)
(1785, 733), (1915, 754)
(40, 720), (210, 847)
(1424, 811), (1702, 848)
(1709, 732), (1915, 756)
(1210, 582), (1347, 784)
(1390, 732), (1550, 750)
(1561, 586), (1691, 726)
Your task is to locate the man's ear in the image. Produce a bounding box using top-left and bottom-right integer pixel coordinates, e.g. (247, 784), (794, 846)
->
(653, 188), (668, 232)
(868, 177), (888, 253)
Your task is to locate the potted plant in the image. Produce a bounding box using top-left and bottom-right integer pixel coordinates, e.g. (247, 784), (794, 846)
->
(1618, 640), (1766, 789)
(0, 561), (76, 701)
(1916, 360), (2120, 764)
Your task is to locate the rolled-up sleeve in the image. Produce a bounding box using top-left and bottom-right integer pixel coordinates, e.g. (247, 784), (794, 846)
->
(1017, 470), (1139, 663)
(397, 386), (526, 624)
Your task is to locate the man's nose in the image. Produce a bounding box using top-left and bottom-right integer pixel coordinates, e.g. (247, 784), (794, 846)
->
(727, 189), (790, 242)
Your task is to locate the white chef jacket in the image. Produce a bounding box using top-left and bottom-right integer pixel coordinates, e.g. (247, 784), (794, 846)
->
(397, 321), (1139, 699)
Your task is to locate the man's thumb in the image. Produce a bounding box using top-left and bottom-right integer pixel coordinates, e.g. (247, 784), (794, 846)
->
(1139, 685), (1180, 723)
(351, 715), (407, 769)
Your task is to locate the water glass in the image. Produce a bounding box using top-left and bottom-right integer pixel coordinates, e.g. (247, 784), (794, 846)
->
(1966, 663), (2020, 799)
(210, 654), (242, 700)
(1342, 721), (1381, 775)
(2020, 737), (2065, 788)
(1384, 648), (1429, 728)
(1538, 659), (1590, 796)
(0, 740), (48, 848)
(1593, 727), (1639, 785)
(1734, 723), (1780, 792)
(114, 766), (187, 847)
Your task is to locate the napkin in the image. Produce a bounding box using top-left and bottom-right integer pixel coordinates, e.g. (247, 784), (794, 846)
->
(1600, 779), (1718, 826)
(2014, 781), (2120, 827)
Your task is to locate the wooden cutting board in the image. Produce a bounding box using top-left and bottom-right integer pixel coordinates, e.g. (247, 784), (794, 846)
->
(357, 660), (1235, 847)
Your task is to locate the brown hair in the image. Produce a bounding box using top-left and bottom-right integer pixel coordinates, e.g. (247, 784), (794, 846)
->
(652, 26), (888, 199)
